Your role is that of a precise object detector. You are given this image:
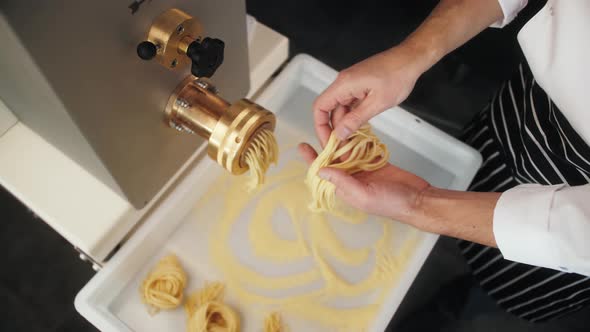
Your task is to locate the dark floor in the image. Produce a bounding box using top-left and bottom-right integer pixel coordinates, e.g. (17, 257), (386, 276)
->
(0, 186), (96, 332)
(386, 237), (590, 332)
(2, 1), (589, 332)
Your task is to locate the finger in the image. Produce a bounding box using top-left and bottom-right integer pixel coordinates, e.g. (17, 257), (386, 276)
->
(314, 101), (355, 148)
(298, 143), (318, 166)
(331, 104), (347, 129)
(313, 75), (350, 116)
(313, 77), (356, 146)
(329, 105), (354, 162)
(318, 167), (368, 205)
(313, 106), (332, 148)
(333, 96), (378, 140)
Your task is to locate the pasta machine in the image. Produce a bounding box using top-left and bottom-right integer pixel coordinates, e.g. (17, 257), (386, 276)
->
(0, 1), (276, 209)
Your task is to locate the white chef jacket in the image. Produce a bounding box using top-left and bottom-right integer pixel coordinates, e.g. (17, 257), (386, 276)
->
(492, 0), (590, 276)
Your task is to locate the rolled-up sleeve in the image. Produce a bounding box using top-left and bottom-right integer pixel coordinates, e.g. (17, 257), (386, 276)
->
(493, 183), (590, 276)
(492, 0), (529, 27)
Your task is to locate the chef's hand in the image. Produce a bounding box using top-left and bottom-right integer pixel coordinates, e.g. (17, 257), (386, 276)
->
(298, 143), (432, 226)
(298, 143), (500, 247)
(313, 45), (428, 146)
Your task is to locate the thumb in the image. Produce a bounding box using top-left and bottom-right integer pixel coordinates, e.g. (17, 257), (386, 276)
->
(297, 143), (318, 166)
(333, 99), (377, 140)
(318, 168), (368, 204)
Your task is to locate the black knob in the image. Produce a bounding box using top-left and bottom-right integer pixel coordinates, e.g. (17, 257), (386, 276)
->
(137, 41), (157, 60)
(186, 37), (225, 78)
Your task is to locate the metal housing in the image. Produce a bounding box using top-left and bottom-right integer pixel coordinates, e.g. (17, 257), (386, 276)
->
(0, 0), (250, 208)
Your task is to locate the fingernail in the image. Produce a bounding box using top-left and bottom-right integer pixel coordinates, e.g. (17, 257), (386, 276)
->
(318, 169), (330, 180)
(336, 126), (351, 140)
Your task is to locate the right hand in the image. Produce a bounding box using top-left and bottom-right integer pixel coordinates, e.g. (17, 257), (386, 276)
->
(313, 45), (426, 146)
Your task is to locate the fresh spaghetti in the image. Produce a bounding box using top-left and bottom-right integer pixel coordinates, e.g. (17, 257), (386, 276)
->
(244, 129), (279, 191)
(140, 254), (187, 315)
(185, 282), (240, 332)
(264, 312), (286, 332)
(306, 124), (389, 212)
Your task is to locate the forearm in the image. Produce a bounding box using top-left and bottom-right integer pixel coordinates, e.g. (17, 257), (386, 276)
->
(412, 187), (501, 247)
(392, 0), (504, 74)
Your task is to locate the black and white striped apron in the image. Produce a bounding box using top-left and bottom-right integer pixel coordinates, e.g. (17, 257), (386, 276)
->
(458, 62), (590, 322)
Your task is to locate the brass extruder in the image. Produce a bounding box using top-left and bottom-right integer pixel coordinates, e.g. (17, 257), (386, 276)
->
(137, 8), (276, 175)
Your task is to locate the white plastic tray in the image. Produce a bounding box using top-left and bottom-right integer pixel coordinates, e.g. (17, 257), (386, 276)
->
(76, 54), (481, 332)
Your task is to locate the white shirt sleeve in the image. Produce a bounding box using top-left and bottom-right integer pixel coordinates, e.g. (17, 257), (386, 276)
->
(492, 0), (529, 27)
(494, 183), (590, 276)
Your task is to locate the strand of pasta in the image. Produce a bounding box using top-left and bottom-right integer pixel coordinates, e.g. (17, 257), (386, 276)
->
(264, 312), (286, 332)
(185, 282), (240, 332)
(306, 125), (389, 212)
(140, 254), (187, 315)
(244, 129), (279, 191)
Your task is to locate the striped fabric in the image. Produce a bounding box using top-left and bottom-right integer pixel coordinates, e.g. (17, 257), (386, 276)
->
(458, 62), (590, 322)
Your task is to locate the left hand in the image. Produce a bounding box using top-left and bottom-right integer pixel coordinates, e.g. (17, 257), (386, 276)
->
(298, 143), (431, 224)
(299, 143), (500, 247)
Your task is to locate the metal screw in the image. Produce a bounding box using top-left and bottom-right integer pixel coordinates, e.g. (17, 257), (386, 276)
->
(180, 124), (195, 134)
(168, 120), (194, 134)
(169, 120), (183, 131)
(195, 79), (209, 90)
(195, 79), (219, 94)
(175, 98), (190, 108)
